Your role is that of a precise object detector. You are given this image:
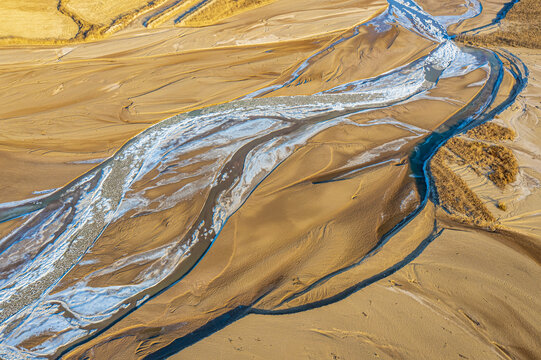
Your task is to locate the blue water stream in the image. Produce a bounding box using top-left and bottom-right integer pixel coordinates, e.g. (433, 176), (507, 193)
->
(0, 0), (527, 358)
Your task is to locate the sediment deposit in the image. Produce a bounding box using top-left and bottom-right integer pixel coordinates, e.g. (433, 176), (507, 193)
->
(0, 0), (539, 359)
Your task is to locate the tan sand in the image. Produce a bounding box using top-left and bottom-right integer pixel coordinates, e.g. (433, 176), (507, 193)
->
(178, 222), (541, 360)
(164, 47), (541, 360)
(0, 0), (388, 203)
(170, 5), (541, 360)
(0, 0), (540, 358)
(57, 1), (541, 359)
(59, 66), (492, 358)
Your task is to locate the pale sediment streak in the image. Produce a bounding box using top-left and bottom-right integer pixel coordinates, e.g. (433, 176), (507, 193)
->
(435, 0), (482, 28)
(0, 0), (487, 358)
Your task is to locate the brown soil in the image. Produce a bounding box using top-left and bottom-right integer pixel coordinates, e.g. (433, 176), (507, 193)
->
(456, 0), (541, 49)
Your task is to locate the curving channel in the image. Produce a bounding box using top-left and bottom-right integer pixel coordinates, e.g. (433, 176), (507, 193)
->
(0, 0), (528, 358)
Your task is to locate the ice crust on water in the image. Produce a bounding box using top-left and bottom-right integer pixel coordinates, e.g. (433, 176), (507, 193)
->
(0, 0), (491, 357)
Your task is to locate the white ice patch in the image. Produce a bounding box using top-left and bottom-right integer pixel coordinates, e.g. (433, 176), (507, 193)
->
(0, 0), (493, 357)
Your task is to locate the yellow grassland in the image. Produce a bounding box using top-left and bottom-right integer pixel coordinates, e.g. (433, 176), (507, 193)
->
(0, 0), (78, 41)
(180, 0), (277, 27)
(64, 0), (152, 26)
(430, 122), (519, 227)
(457, 0), (541, 49)
(0, 0), (285, 44)
(0, 0), (171, 45)
(145, 0), (201, 28)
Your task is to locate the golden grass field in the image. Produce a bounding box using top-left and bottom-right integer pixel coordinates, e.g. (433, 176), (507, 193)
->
(0, 0), (283, 44)
(0, 0), (79, 41)
(0, 0), (169, 44)
(180, 0), (277, 26)
(457, 0), (541, 48)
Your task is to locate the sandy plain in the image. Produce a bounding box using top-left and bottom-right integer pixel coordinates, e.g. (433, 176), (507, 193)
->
(0, 0), (539, 359)
(0, 0), (392, 203)
(176, 3), (541, 360)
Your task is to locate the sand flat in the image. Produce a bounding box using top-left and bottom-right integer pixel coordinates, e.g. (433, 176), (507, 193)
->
(59, 64), (492, 358)
(178, 223), (541, 360)
(0, 0), (540, 358)
(0, 0), (388, 204)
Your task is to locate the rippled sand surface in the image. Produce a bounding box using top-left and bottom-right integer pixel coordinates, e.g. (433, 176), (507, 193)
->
(0, 0), (539, 359)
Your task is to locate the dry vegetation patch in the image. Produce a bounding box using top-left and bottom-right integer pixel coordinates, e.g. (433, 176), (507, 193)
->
(457, 0), (541, 49)
(466, 121), (515, 141)
(431, 148), (496, 226)
(445, 137), (518, 189)
(180, 0), (277, 26)
(431, 122), (518, 226)
(0, 0), (171, 44)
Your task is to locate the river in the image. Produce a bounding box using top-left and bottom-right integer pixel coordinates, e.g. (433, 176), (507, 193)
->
(0, 0), (527, 358)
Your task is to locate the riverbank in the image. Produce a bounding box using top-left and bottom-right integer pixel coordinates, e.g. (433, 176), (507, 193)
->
(0, 0), (539, 358)
(457, 0), (541, 48)
(173, 6), (541, 360)
(176, 3), (541, 359)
